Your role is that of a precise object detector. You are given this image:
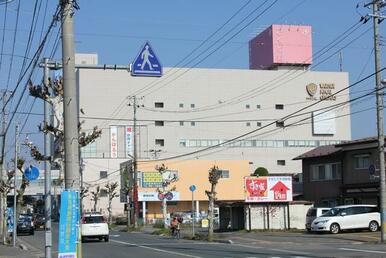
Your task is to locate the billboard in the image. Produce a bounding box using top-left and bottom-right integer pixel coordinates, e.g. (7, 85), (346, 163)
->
(244, 176), (292, 203)
(120, 161), (132, 203)
(141, 170), (178, 188)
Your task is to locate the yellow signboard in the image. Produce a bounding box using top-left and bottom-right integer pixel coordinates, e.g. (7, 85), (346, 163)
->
(142, 172), (162, 188)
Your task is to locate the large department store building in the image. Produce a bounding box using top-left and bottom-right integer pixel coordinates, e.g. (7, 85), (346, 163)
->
(77, 24), (352, 219)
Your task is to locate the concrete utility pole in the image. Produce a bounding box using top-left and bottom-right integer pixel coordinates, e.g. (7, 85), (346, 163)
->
(0, 90), (11, 244)
(60, 0), (80, 191)
(129, 96), (139, 228)
(43, 58), (52, 258)
(12, 125), (18, 247)
(366, 0), (386, 243)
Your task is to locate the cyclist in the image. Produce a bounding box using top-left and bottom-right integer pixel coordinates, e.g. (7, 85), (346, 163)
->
(170, 217), (179, 236)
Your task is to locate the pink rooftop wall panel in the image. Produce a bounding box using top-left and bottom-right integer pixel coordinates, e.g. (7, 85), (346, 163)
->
(249, 24), (313, 70)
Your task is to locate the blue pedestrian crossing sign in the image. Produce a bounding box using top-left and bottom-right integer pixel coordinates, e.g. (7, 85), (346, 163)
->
(131, 41), (163, 77)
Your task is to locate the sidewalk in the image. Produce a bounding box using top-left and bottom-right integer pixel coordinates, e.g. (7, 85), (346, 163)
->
(0, 242), (42, 258)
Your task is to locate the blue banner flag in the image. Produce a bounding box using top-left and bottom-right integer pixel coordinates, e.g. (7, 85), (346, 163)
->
(58, 190), (79, 258)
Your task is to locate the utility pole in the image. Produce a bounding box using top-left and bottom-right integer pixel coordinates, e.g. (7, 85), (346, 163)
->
(12, 125), (18, 247)
(60, 0), (80, 191)
(366, 0), (386, 243)
(43, 58), (52, 258)
(129, 96), (139, 228)
(0, 90), (11, 244)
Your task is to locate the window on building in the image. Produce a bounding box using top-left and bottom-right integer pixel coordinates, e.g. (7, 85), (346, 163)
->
(246, 104), (250, 109)
(155, 102), (164, 108)
(179, 140), (187, 147)
(100, 189), (108, 197)
(179, 103), (184, 108)
(355, 154), (370, 169)
(155, 139), (164, 147)
(277, 160), (286, 166)
(100, 171), (108, 179)
(256, 104), (261, 109)
(311, 163), (341, 181)
(246, 122), (251, 127)
(179, 121), (184, 126)
(219, 170), (230, 178)
(191, 121), (196, 126)
(256, 122), (262, 127)
(276, 121), (285, 128)
(275, 104), (284, 110)
(191, 104), (195, 108)
(155, 121), (164, 126)
(80, 142), (97, 158)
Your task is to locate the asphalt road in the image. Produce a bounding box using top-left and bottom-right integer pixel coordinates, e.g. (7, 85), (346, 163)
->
(18, 223), (386, 258)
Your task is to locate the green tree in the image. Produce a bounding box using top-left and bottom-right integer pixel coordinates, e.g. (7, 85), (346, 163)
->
(252, 167), (269, 177)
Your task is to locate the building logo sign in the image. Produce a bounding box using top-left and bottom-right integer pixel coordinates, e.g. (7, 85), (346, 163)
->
(245, 176), (292, 203)
(110, 126), (118, 158)
(306, 83), (336, 101)
(306, 83), (317, 98)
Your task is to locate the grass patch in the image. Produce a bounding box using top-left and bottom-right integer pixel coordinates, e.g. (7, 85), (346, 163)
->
(152, 228), (171, 236)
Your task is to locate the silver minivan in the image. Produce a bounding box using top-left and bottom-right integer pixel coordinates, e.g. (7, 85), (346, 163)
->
(306, 207), (331, 232)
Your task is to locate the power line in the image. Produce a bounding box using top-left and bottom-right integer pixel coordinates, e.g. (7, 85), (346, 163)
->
(136, 67), (385, 163)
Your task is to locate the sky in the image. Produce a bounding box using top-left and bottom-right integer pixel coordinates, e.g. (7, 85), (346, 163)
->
(0, 0), (385, 165)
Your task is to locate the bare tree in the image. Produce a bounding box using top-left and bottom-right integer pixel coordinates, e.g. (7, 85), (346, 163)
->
(104, 182), (119, 226)
(205, 166), (222, 242)
(155, 164), (178, 228)
(90, 186), (100, 212)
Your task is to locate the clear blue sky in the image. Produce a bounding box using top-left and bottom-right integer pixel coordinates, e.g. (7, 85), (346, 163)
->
(0, 0), (385, 163)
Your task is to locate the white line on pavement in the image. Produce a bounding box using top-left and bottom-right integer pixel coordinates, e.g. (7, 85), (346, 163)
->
(339, 248), (386, 254)
(111, 239), (203, 258)
(231, 243), (311, 256)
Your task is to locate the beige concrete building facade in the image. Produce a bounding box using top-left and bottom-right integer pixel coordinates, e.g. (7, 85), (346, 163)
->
(76, 53), (352, 217)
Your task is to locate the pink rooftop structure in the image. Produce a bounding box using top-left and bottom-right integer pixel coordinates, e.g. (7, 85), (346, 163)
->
(249, 24), (313, 70)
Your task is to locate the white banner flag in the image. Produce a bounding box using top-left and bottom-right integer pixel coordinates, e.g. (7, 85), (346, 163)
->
(110, 126), (118, 158)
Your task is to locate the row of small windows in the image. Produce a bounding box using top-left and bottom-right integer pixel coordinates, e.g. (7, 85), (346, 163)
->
(179, 139), (342, 148)
(154, 102), (284, 110)
(155, 102), (196, 108)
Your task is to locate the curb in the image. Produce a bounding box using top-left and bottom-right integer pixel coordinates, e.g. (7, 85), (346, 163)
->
(18, 243), (28, 251)
(214, 239), (233, 244)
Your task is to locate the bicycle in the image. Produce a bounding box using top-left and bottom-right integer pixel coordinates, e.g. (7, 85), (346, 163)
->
(171, 225), (181, 240)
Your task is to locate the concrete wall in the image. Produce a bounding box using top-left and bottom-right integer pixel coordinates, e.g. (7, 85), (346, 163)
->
(245, 203), (313, 230)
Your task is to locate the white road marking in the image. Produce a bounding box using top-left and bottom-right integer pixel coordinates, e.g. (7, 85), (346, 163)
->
(339, 248), (386, 254)
(231, 244), (263, 250)
(111, 239), (203, 258)
(231, 244), (310, 256)
(110, 234), (120, 237)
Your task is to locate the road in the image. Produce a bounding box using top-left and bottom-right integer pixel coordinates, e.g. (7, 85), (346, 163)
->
(18, 223), (386, 258)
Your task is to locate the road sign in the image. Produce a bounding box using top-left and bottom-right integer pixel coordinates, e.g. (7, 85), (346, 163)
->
(189, 185), (196, 192)
(131, 41), (162, 77)
(24, 165), (39, 181)
(369, 164), (376, 175)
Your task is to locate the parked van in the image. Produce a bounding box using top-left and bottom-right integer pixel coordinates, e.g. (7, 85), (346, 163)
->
(306, 207), (331, 232)
(311, 204), (380, 234)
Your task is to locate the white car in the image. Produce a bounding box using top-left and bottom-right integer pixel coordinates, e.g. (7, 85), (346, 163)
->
(81, 213), (109, 242)
(311, 204), (380, 234)
(305, 207), (331, 232)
